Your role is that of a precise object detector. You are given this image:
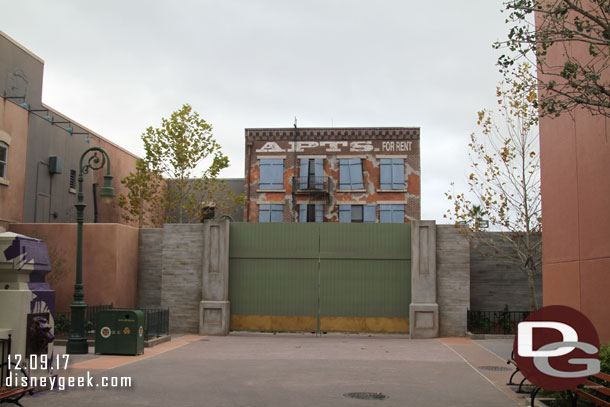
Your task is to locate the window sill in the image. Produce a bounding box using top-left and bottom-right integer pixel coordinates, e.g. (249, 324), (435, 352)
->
(69, 188), (76, 194)
(256, 189), (286, 193)
(376, 189), (406, 193)
(0, 178), (9, 186)
(336, 189), (366, 193)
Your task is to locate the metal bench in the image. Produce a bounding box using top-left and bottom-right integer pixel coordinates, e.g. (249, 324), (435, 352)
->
(0, 335), (34, 407)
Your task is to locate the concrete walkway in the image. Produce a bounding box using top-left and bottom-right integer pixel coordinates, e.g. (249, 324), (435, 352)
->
(22, 333), (526, 407)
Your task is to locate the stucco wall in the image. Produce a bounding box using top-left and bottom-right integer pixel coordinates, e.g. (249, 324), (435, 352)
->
(0, 100), (28, 231)
(8, 223), (139, 313)
(536, 8), (610, 343)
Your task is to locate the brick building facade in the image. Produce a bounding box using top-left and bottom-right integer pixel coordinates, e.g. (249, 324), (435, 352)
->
(244, 127), (420, 223)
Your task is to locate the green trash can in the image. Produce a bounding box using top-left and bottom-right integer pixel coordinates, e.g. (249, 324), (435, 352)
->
(95, 310), (145, 355)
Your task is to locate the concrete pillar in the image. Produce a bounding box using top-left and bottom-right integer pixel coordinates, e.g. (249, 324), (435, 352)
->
(410, 221), (439, 338)
(199, 220), (230, 335)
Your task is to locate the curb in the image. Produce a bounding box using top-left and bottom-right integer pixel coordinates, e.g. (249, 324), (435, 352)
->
(466, 332), (515, 340)
(53, 335), (171, 348)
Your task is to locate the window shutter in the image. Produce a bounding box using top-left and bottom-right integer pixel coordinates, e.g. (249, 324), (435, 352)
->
(259, 204), (271, 222)
(379, 204), (391, 223)
(339, 205), (351, 223)
(315, 204), (323, 223)
(350, 158), (364, 189)
(339, 159), (350, 189)
(314, 158), (323, 189)
(271, 160), (283, 189)
(299, 158), (308, 189)
(260, 159), (284, 190)
(270, 205), (283, 222)
(380, 158), (392, 189)
(392, 205), (405, 223)
(299, 204), (307, 222)
(364, 205), (376, 223)
(392, 159), (404, 190)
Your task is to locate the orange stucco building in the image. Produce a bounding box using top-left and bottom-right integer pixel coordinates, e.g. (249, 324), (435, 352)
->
(536, 18), (610, 342)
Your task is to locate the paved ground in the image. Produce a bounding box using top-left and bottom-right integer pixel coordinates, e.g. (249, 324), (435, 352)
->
(19, 333), (526, 407)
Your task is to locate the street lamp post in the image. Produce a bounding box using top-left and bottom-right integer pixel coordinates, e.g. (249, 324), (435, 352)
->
(66, 147), (115, 354)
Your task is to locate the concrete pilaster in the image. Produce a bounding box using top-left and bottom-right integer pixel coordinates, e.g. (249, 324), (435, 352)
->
(200, 220), (230, 336)
(410, 220), (439, 338)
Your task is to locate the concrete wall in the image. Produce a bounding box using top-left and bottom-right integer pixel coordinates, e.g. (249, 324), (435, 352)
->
(160, 225), (205, 333)
(470, 234), (543, 311)
(8, 223), (139, 313)
(137, 229), (163, 308)
(436, 225), (470, 337)
(0, 100), (28, 231)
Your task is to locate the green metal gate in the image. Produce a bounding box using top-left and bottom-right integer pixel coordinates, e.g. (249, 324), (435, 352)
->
(229, 223), (411, 333)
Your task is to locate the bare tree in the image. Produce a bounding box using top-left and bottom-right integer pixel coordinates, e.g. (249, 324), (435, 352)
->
(446, 64), (542, 311)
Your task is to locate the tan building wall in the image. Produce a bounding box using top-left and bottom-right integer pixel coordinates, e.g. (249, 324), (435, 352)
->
(9, 223), (139, 313)
(537, 9), (610, 342)
(0, 100), (28, 231)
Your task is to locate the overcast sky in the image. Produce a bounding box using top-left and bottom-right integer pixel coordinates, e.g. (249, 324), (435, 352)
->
(1, 0), (512, 221)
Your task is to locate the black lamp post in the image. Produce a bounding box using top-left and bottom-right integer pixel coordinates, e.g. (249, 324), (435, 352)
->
(66, 147), (115, 354)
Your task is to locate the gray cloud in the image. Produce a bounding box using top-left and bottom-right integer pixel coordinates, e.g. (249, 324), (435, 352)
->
(1, 0), (512, 221)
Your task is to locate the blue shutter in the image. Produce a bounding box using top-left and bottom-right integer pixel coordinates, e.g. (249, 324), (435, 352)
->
(270, 205), (283, 222)
(379, 204), (391, 223)
(271, 160), (283, 189)
(260, 159), (284, 190)
(392, 205), (405, 223)
(299, 204), (307, 222)
(364, 205), (376, 223)
(259, 204), (270, 222)
(392, 159), (404, 190)
(350, 158), (364, 189)
(339, 159), (350, 189)
(380, 158), (392, 189)
(339, 205), (351, 223)
(314, 158), (323, 189)
(260, 160), (272, 189)
(315, 204), (323, 223)
(299, 158), (308, 189)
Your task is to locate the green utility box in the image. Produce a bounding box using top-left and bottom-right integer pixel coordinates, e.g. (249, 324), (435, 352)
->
(95, 309), (145, 355)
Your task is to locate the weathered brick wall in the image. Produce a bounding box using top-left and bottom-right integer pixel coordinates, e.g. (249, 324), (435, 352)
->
(436, 225), (470, 336)
(244, 127), (421, 223)
(470, 233), (543, 311)
(160, 224), (204, 333)
(137, 229), (163, 309)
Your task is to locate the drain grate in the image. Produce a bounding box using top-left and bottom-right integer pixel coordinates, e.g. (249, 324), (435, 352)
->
(343, 392), (388, 400)
(479, 365), (511, 371)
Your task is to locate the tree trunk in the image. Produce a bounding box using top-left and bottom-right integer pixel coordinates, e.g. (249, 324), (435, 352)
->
(526, 268), (537, 312)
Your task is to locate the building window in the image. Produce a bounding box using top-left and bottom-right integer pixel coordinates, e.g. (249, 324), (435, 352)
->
(299, 158), (323, 189)
(380, 158), (404, 190)
(379, 204), (405, 223)
(299, 204), (323, 222)
(339, 204), (375, 223)
(69, 169), (76, 189)
(259, 158), (284, 190)
(0, 142), (7, 179)
(259, 204), (283, 222)
(339, 158), (364, 190)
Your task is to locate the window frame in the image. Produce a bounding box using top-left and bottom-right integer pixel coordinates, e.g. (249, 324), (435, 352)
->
(339, 204), (376, 223)
(379, 158), (405, 190)
(0, 141), (8, 179)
